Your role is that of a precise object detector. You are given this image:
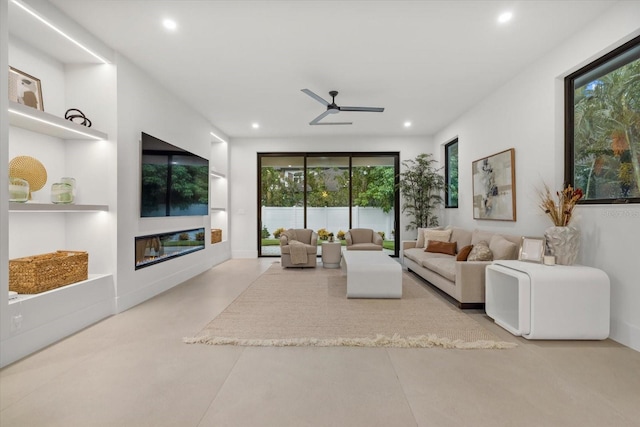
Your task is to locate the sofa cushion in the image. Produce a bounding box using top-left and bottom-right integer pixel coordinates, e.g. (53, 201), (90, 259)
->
(489, 235), (518, 260)
(422, 257), (457, 282)
(425, 240), (457, 256)
(467, 241), (493, 261)
(403, 247), (427, 263)
(456, 244), (474, 261)
(404, 248), (451, 264)
(349, 228), (373, 244)
(471, 229), (496, 245)
(423, 228), (452, 248)
(447, 226), (472, 249)
(348, 243), (382, 251)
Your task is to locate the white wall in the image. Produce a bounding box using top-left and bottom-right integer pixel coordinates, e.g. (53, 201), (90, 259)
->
(229, 136), (433, 258)
(115, 54), (229, 312)
(434, 2), (640, 350)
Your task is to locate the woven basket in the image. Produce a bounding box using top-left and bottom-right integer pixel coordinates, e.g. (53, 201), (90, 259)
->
(211, 229), (222, 244)
(9, 250), (89, 294)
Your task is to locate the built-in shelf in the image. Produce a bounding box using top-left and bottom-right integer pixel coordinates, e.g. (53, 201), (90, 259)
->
(8, 273), (112, 305)
(8, 101), (108, 141)
(9, 202), (109, 212)
(210, 170), (226, 179)
(211, 207), (226, 212)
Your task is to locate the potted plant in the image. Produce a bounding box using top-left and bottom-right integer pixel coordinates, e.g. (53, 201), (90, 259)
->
(398, 153), (445, 230)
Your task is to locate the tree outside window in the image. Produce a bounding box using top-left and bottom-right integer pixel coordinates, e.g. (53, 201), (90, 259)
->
(566, 36), (640, 203)
(445, 139), (459, 208)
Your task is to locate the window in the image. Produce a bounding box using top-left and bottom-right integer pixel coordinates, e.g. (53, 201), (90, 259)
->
(445, 139), (459, 208)
(565, 35), (640, 204)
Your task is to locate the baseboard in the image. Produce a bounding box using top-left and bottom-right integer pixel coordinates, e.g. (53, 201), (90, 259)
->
(232, 250), (258, 259)
(609, 317), (640, 352)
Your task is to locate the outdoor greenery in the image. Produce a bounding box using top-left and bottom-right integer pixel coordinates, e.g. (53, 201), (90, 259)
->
(260, 238), (395, 250)
(260, 165), (394, 211)
(398, 153), (445, 230)
(141, 163), (209, 212)
(446, 141), (459, 207)
(573, 51), (640, 200)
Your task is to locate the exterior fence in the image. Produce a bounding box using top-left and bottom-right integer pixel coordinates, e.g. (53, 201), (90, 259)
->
(261, 206), (394, 239)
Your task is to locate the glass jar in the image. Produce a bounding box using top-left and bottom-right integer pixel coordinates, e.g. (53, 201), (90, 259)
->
(9, 177), (29, 202)
(51, 182), (74, 204)
(60, 177), (76, 199)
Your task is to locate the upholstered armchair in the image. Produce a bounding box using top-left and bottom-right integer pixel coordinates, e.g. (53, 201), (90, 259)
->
(345, 228), (383, 251)
(279, 228), (318, 267)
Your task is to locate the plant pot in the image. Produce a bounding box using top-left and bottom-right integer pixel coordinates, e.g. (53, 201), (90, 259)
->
(544, 226), (580, 265)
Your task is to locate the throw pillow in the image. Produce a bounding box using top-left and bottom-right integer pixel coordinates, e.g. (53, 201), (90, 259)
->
(467, 241), (493, 261)
(456, 245), (474, 261)
(425, 240), (457, 256)
(423, 228), (452, 248)
(416, 227), (441, 248)
(489, 235), (518, 260)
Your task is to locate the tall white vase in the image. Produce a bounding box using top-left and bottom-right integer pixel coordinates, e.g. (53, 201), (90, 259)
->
(544, 226), (580, 265)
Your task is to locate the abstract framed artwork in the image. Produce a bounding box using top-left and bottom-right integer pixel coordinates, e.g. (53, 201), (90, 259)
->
(8, 66), (44, 111)
(472, 148), (516, 221)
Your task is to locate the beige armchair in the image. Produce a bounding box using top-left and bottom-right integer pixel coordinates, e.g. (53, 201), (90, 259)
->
(345, 228), (383, 251)
(279, 229), (318, 267)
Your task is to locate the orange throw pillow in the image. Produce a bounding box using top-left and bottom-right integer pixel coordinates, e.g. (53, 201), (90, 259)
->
(425, 240), (457, 256)
(456, 245), (474, 261)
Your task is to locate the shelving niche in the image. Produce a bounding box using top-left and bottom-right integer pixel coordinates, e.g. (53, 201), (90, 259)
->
(210, 139), (229, 248)
(2, 0), (117, 367)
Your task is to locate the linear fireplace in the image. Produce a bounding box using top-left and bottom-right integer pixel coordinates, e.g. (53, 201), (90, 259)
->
(135, 228), (205, 270)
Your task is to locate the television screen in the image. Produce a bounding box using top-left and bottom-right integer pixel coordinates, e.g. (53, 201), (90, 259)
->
(141, 132), (209, 217)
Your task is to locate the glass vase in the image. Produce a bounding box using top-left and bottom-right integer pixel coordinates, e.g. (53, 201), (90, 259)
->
(9, 177), (29, 202)
(51, 182), (74, 204)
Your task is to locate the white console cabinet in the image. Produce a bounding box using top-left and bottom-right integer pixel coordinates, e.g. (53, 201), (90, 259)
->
(485, 260), (610, 340)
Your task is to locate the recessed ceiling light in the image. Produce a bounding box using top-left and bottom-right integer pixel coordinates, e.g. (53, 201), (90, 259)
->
(404, 121), (412, 128)
(163, 19), (177, 31)
(498, 12), (513, 24)
(252, 123), (260, 129)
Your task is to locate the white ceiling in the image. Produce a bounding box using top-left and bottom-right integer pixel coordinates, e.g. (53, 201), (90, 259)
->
(43, 0), (616, 139)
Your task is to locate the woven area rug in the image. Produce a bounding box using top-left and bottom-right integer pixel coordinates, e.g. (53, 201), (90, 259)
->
(185, 263), (516, 349)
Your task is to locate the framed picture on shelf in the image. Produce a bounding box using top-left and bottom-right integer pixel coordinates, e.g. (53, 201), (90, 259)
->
(518, 237), (545, 263)
(8, 66), (44, 111)
(472, 148), (516, 221)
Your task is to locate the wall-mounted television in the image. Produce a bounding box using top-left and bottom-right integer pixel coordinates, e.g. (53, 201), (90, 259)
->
(140, 132), (209, 217)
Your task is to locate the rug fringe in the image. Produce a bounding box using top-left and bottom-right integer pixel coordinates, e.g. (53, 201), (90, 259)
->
(183, 333), (517, 349)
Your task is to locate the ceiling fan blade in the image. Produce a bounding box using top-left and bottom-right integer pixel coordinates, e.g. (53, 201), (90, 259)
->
(301, 89), (330, 106)
(309, 110), (352, 125)
(313, 122), (353, 125)
(339, 106), (385, 112)
(309, 109), (333, 125)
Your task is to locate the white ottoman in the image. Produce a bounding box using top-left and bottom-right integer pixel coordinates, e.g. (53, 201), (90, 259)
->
(342, 251), (402, 298)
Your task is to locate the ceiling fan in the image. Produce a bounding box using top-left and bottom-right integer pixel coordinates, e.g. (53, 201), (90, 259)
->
(301, 89), (384, 125)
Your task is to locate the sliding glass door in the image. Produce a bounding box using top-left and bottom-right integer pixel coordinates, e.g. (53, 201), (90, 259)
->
(259, 156), (304, 256)
(306, 156), (350, 255)
(351, 155), (397, 254)
(258, 152), (399, 257)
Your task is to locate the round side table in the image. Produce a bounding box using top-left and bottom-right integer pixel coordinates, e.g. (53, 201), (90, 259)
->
(322, 241), (342, 268)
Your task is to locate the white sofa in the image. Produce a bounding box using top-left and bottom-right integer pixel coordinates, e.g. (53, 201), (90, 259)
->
(401, 227), (521, 308)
